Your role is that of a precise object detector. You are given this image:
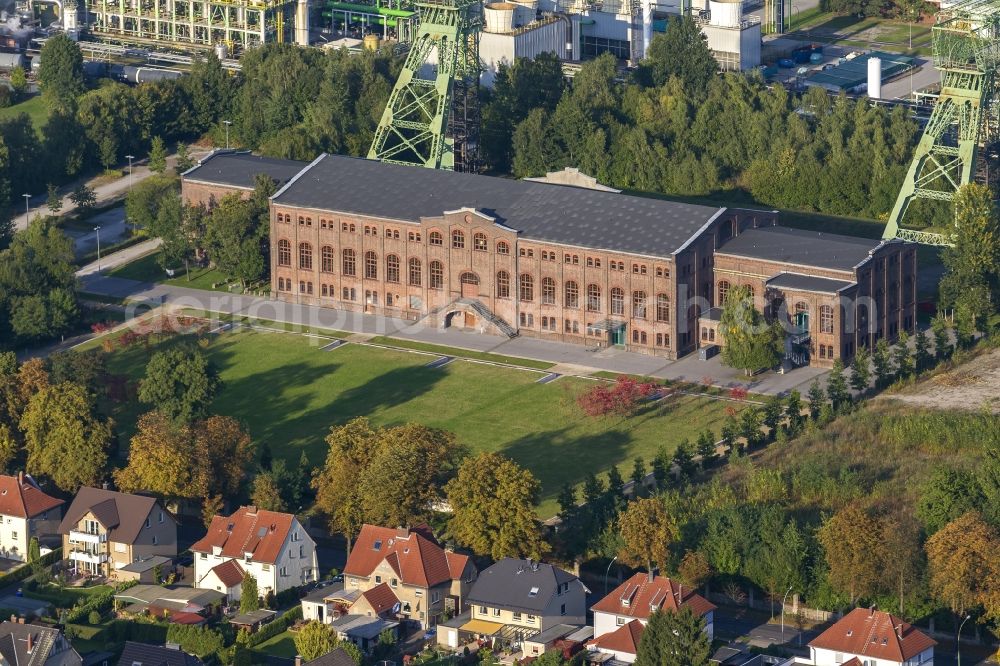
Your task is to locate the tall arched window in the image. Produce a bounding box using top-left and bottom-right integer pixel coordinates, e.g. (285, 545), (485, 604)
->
(587, 284), (601, 312)
(820, 305), (834, 333)
(429, 231), (443, 246)
(541, 277), (555, 304)
(364, 251), (378, 280)
(473, 233), (487, 251)
(655, 294), (670, 322)
(520, 274), (534, 302)
(632, 291), (647, 319)
(452, 230), (465, 249)
(611, 288), (625, 316)
(718, 280), (731, 305)
(408, 258), (422, 286)
(298, 243), (312, 270)
(496, 241), (510, 255)
(277, 239), (291, 267)
(321, 246), (335, 273)
(429, 261), (444, 289)
(342, 249), (356, 276)
(565, 281), (579, 308)
(497, 271), (511, 298)
(386, 254), (400, 283)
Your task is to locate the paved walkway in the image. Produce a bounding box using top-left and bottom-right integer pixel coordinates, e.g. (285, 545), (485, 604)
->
(77, 268), (829, 396)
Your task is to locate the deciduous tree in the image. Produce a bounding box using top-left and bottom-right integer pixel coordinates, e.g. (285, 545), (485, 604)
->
(38, 35), (84, 110)
(447, 452), (546, 560)
(148, 136), (168, 173)
(293, 622), (338, 662)
(926, 511), (1000, 621)
(634, 606), (712, 666)
(21, 382), (111, 491)
(618, 497), (676, 575)
(719, 285), (784, 375)
(849, 345), (871, 394)
(138, 345), (220, 423)
(817, 504), (883, 605)
(641, 15), (718, 92)
(872, 338), (893, 388)
(115, 411), (202, 498)
(917, 467), (985, 534)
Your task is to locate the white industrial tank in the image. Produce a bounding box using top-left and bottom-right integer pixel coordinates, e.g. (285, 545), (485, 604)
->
(867, 56), (882, 99)
(484, 2), (516, 32)
(708, 0), (742, 27)
(510, 0), (536, 26)
(214, 42), (228, 59)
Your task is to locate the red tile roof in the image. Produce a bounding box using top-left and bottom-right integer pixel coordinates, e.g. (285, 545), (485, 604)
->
(588, 620), (644, 656)
(191, 506), (296, 565)
(359, 583), (399, 615)
(210, 559), (245, 588)
(841, 659), (863, 666)
(809, 608), (936, 663)
(169, 612), (208, 625)
(344, 525), (466, 588)
(590, 573), (716, 620)
(446, 551), (471, 580)
(0, 474), (63, 519)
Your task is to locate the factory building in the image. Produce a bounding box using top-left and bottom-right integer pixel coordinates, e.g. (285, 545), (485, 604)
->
(181, 151), (917, 368)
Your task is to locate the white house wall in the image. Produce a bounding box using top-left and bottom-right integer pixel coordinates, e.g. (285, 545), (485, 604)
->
(811, 645), (934, 666)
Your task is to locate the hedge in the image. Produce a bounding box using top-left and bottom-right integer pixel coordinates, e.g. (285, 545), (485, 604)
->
(108, 618), (169, 644)
(166, 624), (226, 658)
(65, 580), (137, 623)
(0, 548), (62, 589)
(243, 606), (302, 648)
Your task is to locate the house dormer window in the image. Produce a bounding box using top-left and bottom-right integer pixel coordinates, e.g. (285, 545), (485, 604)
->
(528, 587), (539, 598)
(373, 540), (382, 551)
(622, 598), (630, 608)
(375, 575), (382, 583)
(616, 617), (625, 626)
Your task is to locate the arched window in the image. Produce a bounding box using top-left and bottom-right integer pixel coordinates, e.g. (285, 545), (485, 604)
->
(795, 301), (809, 315)
(611, 288), (625, 316)
(342, 249), (356, 276)
(386, 254), (400, 283)
(489, 270), (507, 298)
(587, 284), (601, 312)
(299, 243), (313, 270)
(718, 280), (731, 305)
(277, 239), (291, 267)
(321, 246), (335, 273)
(541, 277), (556, 304)
(564, 281), (579, 308)
(655, 293), (670, 322)
(429, 231), (443, 246)
(452, 230), (465, 249)
(408, 258), (422, 286)
(820, 305), (834, 333)
(520, 274), (534, 302)
(364, 251), (378, 280)
(460, 272), (479, 286)
(632, 291), (647, 319)
(497, 241), (510, 255)
(429, 261), (444, 289)
(474, 233), (488, 251)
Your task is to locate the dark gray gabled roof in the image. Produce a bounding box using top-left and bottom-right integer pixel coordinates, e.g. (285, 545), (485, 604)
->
(183, 151), (307, 191)
(717, 226), (881, 272)
(58, 488), (172, 545)
(766, 273), (855, 294)
(466, 558), (580, 614)
(271, 154), (724, 258)
(304, 649), (357, 666)
(118, 642), (204, 666)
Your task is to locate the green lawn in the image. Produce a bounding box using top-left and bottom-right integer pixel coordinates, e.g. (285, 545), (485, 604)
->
(24, 584), (112, 609)
(0, 94), (50, 130)
(109, 251), (263, 293)
(252, 631), (298, 660)
(367, 336), (555, 370)
(101, 329), (738, 517)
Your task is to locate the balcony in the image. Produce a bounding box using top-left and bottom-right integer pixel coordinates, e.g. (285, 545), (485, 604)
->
(69, 530), (107, 544)
(788, 325), (810, 345)
(69, 549), (109, 564)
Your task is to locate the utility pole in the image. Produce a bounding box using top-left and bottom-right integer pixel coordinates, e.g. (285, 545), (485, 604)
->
(94, 226), (102, 271)
(223, 120), (232, 149)
(957, 614), (971, 666)
(780, 586), (793, 642)
(604, 556), (618, 595)
(22, 193), (30, 222)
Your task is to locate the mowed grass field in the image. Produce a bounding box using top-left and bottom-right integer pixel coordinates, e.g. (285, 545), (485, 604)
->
(100, 329), (737, 516)
(0, 95), (50, 130)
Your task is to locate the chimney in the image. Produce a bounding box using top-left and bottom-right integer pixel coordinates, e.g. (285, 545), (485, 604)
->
(295, 656), (303, 666)
(869, 605), (876, 617)
(18, 618), (24, 624)
(17, 471), (23, 486)
(26, 632), (33, 654)
(9, 615), (14, 623)
(102, 481), (109, 490)
(247, 505), (258, 515)
(647, 569), (654, 583)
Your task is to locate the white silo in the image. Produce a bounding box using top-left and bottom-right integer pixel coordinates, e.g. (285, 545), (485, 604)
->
(867, 56), (882, 99)
(708, 0), (742, 27)
(642, 0), (654, 58)
(484, 2), (516, 32)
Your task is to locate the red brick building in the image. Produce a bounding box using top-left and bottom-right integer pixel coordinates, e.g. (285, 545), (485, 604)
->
(181, 151), (917, 368)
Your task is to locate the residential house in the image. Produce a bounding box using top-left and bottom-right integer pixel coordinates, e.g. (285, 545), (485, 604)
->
(192, 506), (318, 600)
(0, 620), (82, 666)
(807, 608), (935, 666)
(341, 524), (476, 629)
(462, 558), (589, 646)
(117, 641), (204, 666)
(0, 473), (64, 562)
(57, 488), (177, 579)
(312, 585), (401, 653)
(113, 585), (225, 623)
(585, 573), (716, 664)
(293, 648), (356, 666)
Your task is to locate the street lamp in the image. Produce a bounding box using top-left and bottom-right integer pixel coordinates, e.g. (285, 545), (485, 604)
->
(22, 193), (30, 221)
(956, 614), (971, 666)
(604, 556), (618, 595)
(223, 120), (233, 149)
(780, 586), (793, 643)
(94, 226), (102, 271)
(126, 154), (135, 192)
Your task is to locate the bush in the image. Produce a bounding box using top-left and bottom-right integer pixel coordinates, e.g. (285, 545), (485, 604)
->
(65, 580), (137, 623)
(166, 624), (225, 658)
(88, 610), (101, 625)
